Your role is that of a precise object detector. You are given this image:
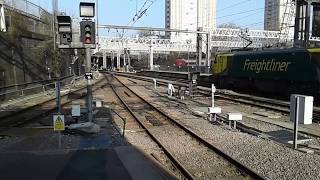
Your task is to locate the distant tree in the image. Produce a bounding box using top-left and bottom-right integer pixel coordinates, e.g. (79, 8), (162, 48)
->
(33, 40), (63, 77)
(218, 23), (241, 29)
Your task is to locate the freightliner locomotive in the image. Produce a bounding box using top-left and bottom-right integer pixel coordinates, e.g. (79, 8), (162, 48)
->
(212, 48), (320, 96)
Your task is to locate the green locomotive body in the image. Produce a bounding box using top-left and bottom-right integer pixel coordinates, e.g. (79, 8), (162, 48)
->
(212, 48), (320, 95)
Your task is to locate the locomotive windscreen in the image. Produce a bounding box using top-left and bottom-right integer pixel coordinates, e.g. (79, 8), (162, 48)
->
(313, 4), (320, 37)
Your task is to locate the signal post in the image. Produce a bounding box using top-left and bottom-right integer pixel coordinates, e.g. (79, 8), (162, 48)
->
(80, 2), (96, 123)
(57, 2), (96, 124)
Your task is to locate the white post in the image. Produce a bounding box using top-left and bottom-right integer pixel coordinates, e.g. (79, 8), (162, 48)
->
(149, 39), (154, 70)
(102, 50), (107, 69)
(153, 79), (157, 89)
(212, 84), (216, 107)
(168, 84), (172, 96)
(123, 52), (126, 68)
(111, 51), (115, 70)
(117, 51), (120, 69)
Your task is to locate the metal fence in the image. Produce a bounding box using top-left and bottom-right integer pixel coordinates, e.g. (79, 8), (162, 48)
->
(3, 0), (53, 38)
(0, 75), (83, 106)
(3, 0), (51, 21)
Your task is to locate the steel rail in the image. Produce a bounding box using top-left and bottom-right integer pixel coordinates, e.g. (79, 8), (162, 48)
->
(114, 72), (320, 140)
(106, 74), (195, 180)
(111, 74), (266, 180)
(112, 71), (320, 122)
(0, 78), (106, 128)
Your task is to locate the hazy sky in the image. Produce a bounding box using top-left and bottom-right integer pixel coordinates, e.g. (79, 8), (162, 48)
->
(31, 0), (265, 30)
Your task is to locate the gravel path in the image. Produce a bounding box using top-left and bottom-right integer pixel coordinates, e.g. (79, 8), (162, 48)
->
(121, 76), (320, 180)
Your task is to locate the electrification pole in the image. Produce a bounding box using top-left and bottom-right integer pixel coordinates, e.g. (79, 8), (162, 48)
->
(197, 27), (203, 71)
(196, 0), (202, 71)
(52, 0), (57, 51)
(96, 0), (99, 50)
(294, 0), (313, 48)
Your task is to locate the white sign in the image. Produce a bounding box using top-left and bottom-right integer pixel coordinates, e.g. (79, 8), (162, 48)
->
(72, 105), (81, 117)
(53, 115), (65, 131)
(212, 84), (216, 93)
(0, 3), (6, 32)
(96, 100), (102, 107)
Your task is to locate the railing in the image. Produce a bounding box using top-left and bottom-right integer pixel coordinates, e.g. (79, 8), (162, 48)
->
(3, 0), (52, 36)
(0, 75), (82, 104)
(3, 0), (51, 21)
(0, 75), (73, 92)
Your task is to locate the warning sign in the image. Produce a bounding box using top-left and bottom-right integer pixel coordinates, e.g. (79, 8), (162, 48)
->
(53, 115), (65, 131)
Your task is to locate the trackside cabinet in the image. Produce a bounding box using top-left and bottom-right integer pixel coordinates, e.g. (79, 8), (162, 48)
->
(290, 95), (313, 124)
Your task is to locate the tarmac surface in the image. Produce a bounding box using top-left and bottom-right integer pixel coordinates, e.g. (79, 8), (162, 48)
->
(0, 146), (176, 180)
(0, 77), (177, 180)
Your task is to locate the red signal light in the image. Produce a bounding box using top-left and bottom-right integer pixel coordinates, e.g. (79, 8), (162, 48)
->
(85, 37), (92, 44)
(84, 25), (92, 44)
(81, 21), (95, 45)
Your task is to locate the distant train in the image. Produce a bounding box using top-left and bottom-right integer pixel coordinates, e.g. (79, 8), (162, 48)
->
(212, 48), (320, 96)
(175, 59), (188, 67)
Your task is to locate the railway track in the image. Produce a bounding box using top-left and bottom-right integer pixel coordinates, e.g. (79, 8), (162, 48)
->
(0, 78), (107, 129)
(107, 73), (265, 180)
(198, 89), (320, 123)
(120, 75), (320, 155)
(112, 71), (320, 123)
(163, 74), (320, 122)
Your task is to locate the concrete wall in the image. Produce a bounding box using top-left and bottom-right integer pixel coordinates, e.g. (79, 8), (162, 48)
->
(0, 8), (73, 87)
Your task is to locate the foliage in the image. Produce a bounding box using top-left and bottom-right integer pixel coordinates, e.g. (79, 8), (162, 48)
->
(33, 39), (63, 77)
(4, 9), (63, 77)
(5, 10), (29, 45)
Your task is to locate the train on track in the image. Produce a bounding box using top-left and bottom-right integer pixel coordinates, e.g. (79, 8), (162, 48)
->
(212, 48), (320, 96)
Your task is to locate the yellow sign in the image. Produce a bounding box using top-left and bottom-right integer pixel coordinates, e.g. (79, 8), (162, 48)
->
(53, 115), (65, 131)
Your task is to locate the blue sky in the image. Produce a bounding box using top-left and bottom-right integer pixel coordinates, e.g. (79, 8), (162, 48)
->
(32, 0), (265, 29)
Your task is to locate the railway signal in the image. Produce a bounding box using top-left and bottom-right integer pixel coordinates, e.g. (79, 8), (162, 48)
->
(57, 16), (72, 45)
(79, 1), (95, 125)
(80, 20), (95, 45)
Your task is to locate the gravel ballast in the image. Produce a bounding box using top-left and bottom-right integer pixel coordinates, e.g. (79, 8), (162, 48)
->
(120, 76), (320, 180)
